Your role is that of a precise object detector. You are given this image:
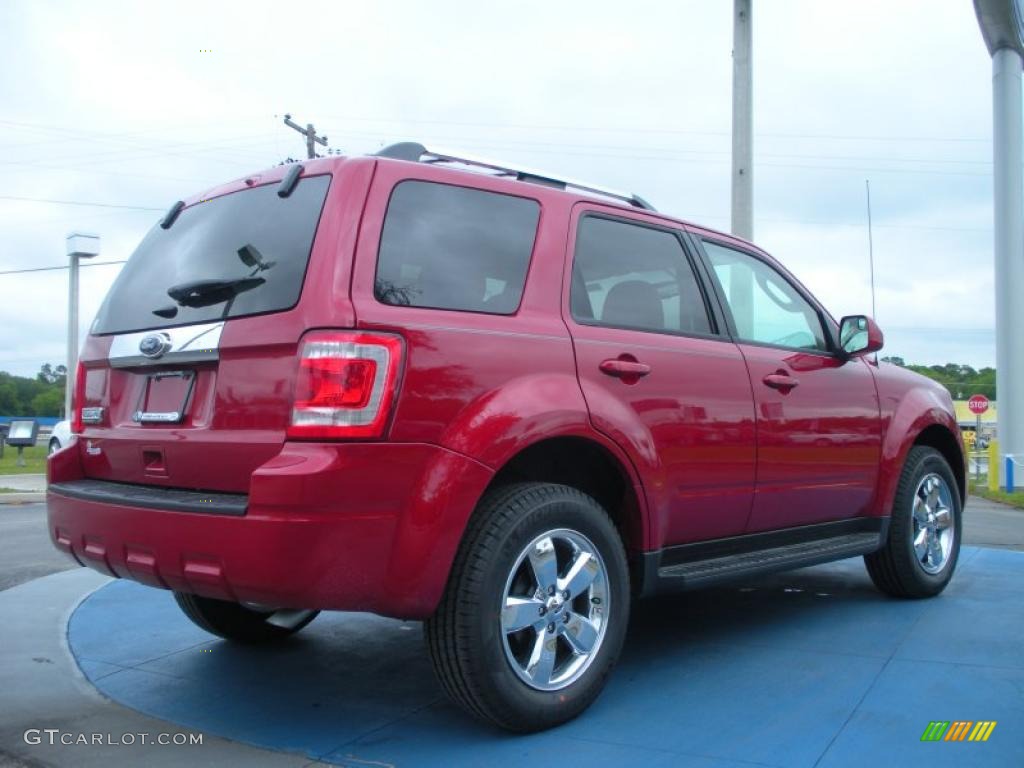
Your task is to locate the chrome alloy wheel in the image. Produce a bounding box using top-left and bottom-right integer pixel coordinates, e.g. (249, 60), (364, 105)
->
(912, 473), (955, 574)
(500, 528), (610, 692)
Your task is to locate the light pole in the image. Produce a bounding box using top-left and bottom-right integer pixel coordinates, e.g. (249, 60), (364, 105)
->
(65, 233), (99, 422)
(974, 0), (1024, 489)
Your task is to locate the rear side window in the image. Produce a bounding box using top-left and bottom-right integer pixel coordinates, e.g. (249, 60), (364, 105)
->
(375, 181), (540, 314)
(571, 216), (713, 336)
(92, 175), (330, 335)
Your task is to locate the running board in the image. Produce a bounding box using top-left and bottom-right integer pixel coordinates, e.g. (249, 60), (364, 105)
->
(634, 519), (888, 596)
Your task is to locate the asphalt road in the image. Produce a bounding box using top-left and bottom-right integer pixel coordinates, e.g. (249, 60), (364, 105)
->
(1, 496), (1020, 594)
(0, 502), (75, 591)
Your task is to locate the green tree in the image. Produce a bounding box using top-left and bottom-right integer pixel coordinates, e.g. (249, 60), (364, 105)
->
(30, 388), (64, 417)
(0, 375), (20, 414)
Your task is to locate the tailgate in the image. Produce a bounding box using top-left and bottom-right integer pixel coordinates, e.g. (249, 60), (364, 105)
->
(77, 319), (301, 494)
(71, 166), (352, 494)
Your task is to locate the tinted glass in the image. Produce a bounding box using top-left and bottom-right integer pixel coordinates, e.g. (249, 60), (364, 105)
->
(702, 240), (827, 351)
(375, 181), (540, 314)
(571, 217), (712, 335)
(92, 175), (330, 335)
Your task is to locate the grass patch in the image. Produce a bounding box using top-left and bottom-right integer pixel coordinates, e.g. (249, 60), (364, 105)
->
(0, 443), (47, 475)
(970, 481), (1024, 510)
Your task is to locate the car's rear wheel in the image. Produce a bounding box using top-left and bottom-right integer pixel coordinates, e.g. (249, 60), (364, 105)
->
(173, 592), (319, 643)
(865, 446), (962, 598)
(425, 482), (630, 732)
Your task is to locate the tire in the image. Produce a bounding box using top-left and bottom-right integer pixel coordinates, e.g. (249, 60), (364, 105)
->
(865, 446), (962, 598)
(173, 592), (319, 643)
(48, 439), (60, 456)
(425, 482), (630, 732)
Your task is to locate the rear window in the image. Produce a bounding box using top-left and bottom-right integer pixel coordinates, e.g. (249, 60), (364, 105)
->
(91, 175), (330, 335)
(374, 180), (540, 314)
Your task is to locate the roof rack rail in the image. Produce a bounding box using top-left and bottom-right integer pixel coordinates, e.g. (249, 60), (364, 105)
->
(375, 142), (655, 212)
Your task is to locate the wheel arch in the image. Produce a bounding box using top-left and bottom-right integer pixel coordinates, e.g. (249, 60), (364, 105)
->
(875, 395), (966, 518)
(913, 423), (966, 506)
(483, 435), (648, 555)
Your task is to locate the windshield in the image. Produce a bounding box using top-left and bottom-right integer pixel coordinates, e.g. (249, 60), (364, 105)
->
(91, 174), (330, 335)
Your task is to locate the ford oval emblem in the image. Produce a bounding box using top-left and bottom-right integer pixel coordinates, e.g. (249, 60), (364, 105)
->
(139, 332), (172, 359)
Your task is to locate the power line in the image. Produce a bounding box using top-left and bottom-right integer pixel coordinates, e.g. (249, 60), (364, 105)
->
(0, 195), (162, 211)
(0, 260), (127, 276)
(319, 113), (992, 145)
(328, 128), (993, 178)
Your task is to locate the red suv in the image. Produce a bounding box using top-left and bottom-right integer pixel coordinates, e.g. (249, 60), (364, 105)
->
(48, 143), (965, 732)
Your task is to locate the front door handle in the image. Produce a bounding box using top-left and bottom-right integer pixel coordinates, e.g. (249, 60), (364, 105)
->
(599, 358), (651, 384)
(763, 372), (799, 391)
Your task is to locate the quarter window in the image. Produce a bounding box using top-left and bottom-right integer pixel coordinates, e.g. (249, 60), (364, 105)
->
(702, 240), (827, 351)
(571, 216), (712, 336)
(375, 181), (540, 314)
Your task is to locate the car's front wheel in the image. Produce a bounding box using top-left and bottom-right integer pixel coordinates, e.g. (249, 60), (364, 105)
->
(173, 592), (319, 643)
(865, 446), (962, 598)
(425, 482), (630, 732)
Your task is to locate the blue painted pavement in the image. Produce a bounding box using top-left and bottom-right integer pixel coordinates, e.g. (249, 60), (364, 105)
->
(68, 547), (1024, 767)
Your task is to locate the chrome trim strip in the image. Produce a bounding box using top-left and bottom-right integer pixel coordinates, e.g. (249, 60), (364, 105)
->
(80, 407), (104, 424)
(108, 322), (223, 368)
(133, 410), (182, 423)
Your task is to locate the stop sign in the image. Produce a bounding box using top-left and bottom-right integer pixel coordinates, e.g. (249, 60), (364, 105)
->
(968, 394), (990, 415)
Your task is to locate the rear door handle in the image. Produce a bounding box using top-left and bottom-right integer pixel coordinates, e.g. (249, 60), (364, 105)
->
(599, 358), (651, 383)
(762, 372), (799, 391)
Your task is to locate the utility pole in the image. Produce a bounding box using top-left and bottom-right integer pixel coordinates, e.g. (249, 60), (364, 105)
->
(283, 114), (328, 159)
(731, 0), (753, 241)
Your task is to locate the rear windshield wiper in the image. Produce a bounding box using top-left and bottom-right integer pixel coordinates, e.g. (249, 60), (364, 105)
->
(166, 277), (266, 309)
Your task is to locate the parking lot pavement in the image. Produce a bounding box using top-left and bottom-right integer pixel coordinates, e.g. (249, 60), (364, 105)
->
(0, 502), (74, 591)
(0, 570), (325, 768)
(60, 547), (1024, 767)
(0, 495), (1019, 765)
(963, 494), (1024, 549)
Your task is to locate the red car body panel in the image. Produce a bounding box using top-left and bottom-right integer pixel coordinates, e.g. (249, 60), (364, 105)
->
(563, 203), (757, 548)
(47, 154), (964, 620)
(734, 343), (882, 533)
(870, 362), (965, 517)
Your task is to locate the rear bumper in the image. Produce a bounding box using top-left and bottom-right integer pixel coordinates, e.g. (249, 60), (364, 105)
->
(47, 440), (493, 618)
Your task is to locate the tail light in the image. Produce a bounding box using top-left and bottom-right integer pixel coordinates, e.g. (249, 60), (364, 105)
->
(70, 361), (86, 434)
(287, 331), (404, 440)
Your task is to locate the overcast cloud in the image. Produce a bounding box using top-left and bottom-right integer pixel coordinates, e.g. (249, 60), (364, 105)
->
(0, 0), (998, 377)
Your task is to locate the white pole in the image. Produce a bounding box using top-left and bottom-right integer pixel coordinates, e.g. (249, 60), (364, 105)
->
(731, 0), (753, 240)
(992, 46), (1024, 488)
(64, 233), (99, 423)
(65, 251), (79, 420)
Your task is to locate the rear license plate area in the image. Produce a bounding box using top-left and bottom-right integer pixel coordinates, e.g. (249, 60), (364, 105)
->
(132, 371), (195, 424)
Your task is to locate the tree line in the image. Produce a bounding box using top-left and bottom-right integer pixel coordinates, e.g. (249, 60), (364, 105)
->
(0, 364), (67, 417)
(881, 358), (996, 400)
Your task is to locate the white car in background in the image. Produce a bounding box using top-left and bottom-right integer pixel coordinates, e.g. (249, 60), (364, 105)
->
(48, 420), (72, 455)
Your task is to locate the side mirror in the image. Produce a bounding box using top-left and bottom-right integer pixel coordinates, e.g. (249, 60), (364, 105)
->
(838, 315), (884, 358)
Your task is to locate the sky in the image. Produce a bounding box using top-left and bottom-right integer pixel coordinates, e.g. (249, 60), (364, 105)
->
(0, 0), (1000, 378)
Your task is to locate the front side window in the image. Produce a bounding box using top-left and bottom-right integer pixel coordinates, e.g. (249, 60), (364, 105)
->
(702, 240), (827, 351)
(375, 181), (540, 314)
(570, 216), (712, 336)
